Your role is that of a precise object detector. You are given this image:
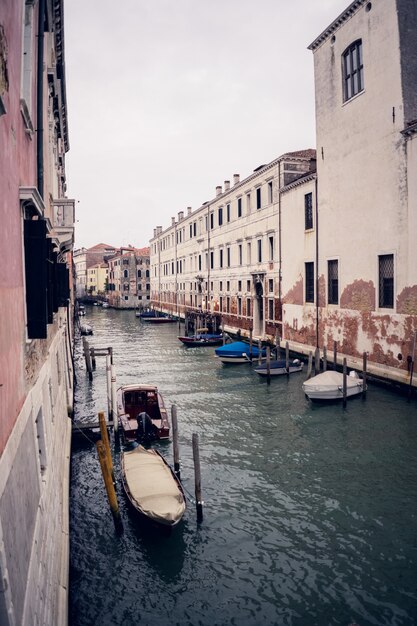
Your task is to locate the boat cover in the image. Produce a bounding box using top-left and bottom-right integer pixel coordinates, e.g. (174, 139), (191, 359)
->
(303, 370), (360, 390)
(123, 447), (185, 525)
(215, 341), (264, 357)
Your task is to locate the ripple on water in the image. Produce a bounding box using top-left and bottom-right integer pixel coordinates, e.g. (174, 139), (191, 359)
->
(70, 308), (417, 626)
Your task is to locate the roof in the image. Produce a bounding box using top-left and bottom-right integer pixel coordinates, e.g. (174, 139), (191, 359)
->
(135, 247), (150, 256)
(308, 0), (365, 51)
(281, 149), (316, 160)
(88, 243), (116, 251)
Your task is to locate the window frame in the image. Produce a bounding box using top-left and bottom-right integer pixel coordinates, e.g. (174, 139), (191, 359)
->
(327, 259), (339, 305)
(378, 253), (394, 309)
(342, 39), (364, 102)
(305, 262), (315, 303)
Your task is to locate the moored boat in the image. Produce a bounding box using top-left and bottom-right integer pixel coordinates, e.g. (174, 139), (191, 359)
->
(80, 323), (93, 335)
(116, 384), (170, 442)
(178, 330), (223, 347)
(121, 445), (186, 528)
(215, 341), (266, 364)
(254, 358), (304, 377)
(302, 370), (365, 400)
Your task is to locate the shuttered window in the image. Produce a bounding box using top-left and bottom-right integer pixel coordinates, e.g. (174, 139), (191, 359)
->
(24, 219), (48, 338)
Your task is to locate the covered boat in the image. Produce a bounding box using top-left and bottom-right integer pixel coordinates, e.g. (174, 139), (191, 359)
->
(302, 370), (365, 400)
(122, 446), (186, 528)
(254, 358), (303, 377)
(215, 341), (266, 364)
(116, 384), (170, 442)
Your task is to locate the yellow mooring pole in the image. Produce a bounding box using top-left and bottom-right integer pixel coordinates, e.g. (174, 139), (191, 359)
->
(96, 440), (122, 531)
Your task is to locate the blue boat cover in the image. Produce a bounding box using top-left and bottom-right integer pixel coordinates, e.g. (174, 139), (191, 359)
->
(215, 341), (265, 357)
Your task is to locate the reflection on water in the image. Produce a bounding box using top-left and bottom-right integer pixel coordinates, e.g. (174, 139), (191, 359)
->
(69, 307), (417, 626)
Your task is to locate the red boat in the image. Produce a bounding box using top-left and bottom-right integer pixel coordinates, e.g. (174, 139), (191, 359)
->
(116, 384), (170, 443)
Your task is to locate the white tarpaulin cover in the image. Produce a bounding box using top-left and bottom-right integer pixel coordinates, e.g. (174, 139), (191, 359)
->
(123, 446), (185, 525)
(303, 371), (360, 390)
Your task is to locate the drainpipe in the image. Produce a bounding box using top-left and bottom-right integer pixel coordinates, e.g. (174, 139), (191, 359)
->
(207, 205), (210, 310)
(37, 0), (45, 199)
(315, 176), (319, 348)
(278, 161), (282, 316)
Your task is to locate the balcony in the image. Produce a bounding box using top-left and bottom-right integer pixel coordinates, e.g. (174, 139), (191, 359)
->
(52, 198), (75, 253)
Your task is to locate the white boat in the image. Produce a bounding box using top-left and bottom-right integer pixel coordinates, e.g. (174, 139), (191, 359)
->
(302, 370), (364, 400)
(121, 446), (186, 528)
(254, 358), (304, 377)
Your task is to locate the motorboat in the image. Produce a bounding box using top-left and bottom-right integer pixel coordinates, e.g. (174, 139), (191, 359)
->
(254, 358), (303, 377)
(116, 384), (170, 442)
(80, 323), (93, 335)
(121, 446), (186, 528)
(302, 370), (365, 400)
(215, 341), (266, 364)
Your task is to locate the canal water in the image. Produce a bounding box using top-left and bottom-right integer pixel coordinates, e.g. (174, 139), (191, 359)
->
(69, 307), (417, 626)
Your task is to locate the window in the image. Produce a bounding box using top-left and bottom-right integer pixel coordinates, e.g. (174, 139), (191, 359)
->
(246, 298), (251, 317)
(226, 281), (230, 291)
(237, 198), (242, 218)
(247, 280), (251, 292)
(193, 222), (197, 236)
(257, 239), (262, 263)
(226, 297), (230, 313)
(218, 207), (223, 226)
(328, 260), (339, 305)
(198, 255), (202, 271)
(190, 224), (193, 238)
(219, 249), (223, 268)
(227, 247), (231, 267)
(305, 262), (314, 303)
(226, 204), (231, 222)
(238, 280), (242, 292)
(268, 299), (274, 320)
(268, 181), (273, 204)
(238, 297), (242, 316)
(219, 281), (223, 291)
(269, 236), (274, 261)
(210, 251), (214, 269)
(137, 269), (142, 278)
(210, 213), (214, 229)
(256, 187), (261, 209)
(379, 254), (394, 308)
(305, 193), (313, 230)
(123, 269), (128, 278)
(219, 296), (223, 311)
(247, 242), (251, 265)
(246, 193), (251, 213)
(238, 244), (242, 266)
(343, 40), (364, 102)
(268, 279), (273, 293)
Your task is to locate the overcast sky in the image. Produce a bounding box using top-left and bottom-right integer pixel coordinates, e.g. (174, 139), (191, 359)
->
(64, 0), (350, 250)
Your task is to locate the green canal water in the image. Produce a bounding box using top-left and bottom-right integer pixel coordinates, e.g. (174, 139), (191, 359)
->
(69, 307), (417, 626)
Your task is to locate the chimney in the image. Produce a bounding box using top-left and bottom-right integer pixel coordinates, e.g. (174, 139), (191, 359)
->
(233, 174), (240, 185)
(224, 180), (230, 191)
(153, 228), (156, 238)
(187, 206), (192, 216)
(156, 226), (162, 235)
(171, 217), (176, 226)
(216, 185), (222, 196)
(178, 211), (184, 221)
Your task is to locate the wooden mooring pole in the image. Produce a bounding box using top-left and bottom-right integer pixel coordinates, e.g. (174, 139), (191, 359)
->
(343, 358), (347, 408)
(83, 337), (93, 380)
(98, 411), (114, 481)
(362, 352), (367, 400)
(96, 440), (122, 531)
(106, 354), (112, 420)
(258, 340), (262, 366)
(249, 329), (253, 360)
(192, 433), (203, 522)
(333, 341), (337, 370)
(275, 330), (280, 359)
(266, 346), (271, 384)
(111, 365), (118, 433)
(307, 351), (313, 379)
(171, 404), (180, 480)
(90, 346), (96, 370)
(285, 341), (290, 377)
(314, 347), (320, 375)
(323, 346), (327, 372)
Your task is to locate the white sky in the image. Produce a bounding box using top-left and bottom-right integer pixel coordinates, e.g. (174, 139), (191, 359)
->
(64, 0), (350, 250)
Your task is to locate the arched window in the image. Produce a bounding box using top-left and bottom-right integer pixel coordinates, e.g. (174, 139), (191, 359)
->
(342, 40), (364, 101)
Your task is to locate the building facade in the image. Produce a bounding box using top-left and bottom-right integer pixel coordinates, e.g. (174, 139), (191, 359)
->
(74, 243), (116, 298)
(86, 263), (109, 296)
(150, 151), (316, 337)
(107, 247), (151, 308)
(150, 0), (417, 387)
(0, 1), (75, 624)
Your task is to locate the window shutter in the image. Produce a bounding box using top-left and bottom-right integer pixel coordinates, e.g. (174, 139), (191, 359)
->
(56, 263), (70, 307)
(24, 219), (48, 339)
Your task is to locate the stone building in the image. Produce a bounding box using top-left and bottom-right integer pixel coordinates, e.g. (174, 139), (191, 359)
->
(74, 243), (115, 298)
(108, 246), (150, 308)
(150, 0), (417, 387)
(150, 150), (316, 336)
(86, 263), (109, 296)
(0, 1), (74, 624)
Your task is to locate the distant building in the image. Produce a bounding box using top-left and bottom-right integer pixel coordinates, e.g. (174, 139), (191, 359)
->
(0, 1), (74, 624)
(74, 243), (116, 298)
(86, 263), (109, 296)
(108, 247), (150, 308)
